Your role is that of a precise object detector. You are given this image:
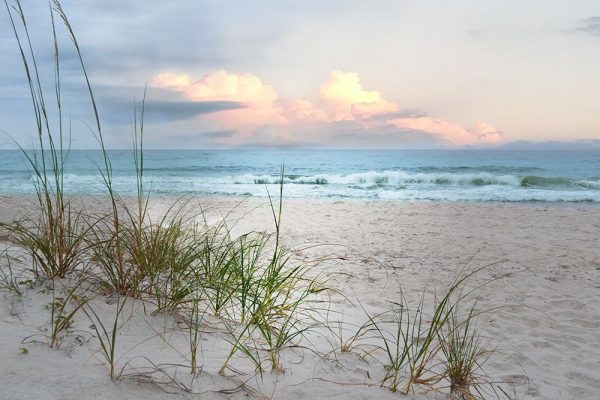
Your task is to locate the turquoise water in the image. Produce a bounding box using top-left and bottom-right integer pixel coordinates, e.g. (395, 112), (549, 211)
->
(1, 149), (599, 202)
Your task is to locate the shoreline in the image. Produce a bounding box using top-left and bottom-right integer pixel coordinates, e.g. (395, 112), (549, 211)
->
(3, 192), (600, 207)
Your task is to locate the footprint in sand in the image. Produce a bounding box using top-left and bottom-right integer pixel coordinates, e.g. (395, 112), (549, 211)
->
(530, 340), (552, 349)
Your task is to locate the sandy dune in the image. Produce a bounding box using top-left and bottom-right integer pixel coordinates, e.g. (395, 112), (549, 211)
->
(0, 196), (599, 399)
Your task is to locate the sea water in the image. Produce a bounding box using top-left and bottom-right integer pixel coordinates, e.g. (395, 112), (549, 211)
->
(0, 149), (599, 202)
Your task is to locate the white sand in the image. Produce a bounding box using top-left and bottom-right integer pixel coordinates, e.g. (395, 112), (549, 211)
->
(1, 196), (599, 399)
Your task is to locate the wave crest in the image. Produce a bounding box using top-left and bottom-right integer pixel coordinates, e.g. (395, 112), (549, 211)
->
(220, 171), (600, 190)
(227, 171), (523, 187)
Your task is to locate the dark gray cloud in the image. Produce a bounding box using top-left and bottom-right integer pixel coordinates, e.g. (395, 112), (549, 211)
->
(201, 130), (236, 139)
(576, 16), (600, 36)
(144, 101), (244, 122)
(100, 100), (244, 124)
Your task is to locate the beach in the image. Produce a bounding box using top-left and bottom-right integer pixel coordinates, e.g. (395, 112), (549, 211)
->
(2, 0), (600, 398)
(1, 196), (598, 399)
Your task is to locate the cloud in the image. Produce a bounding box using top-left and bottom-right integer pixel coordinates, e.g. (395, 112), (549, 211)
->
(282, 100), (329, 122)
(470, 122), (503, 144)
(320, 70), (398, 120)
(150, 70), (274, 103)
(201, 129), (237, 139)
(387, 117), (503, 146)
(151, 70), (284, 127)
(149, 69), (503, 147)
(183, 71), (278, 104)
(99, 99), (244, 123)
(142, 100), (244, 122)
(168, 129), (237, 142)
(575, 16), (600, 36)
(229, 118), (445, 149)
(149, 73), (192, 90)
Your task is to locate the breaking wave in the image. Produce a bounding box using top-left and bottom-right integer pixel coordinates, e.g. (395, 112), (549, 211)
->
(218, 171), (599, 189)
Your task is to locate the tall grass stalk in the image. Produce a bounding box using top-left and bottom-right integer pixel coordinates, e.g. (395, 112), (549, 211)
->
(81, 295), (127, 380)
(86, 95), (147, 297)
(439, 300), (493, 399)
(364, 297), (415, 392)
(48, 278), (87, 348)
(0, 251), (25, 296)
(185, 290), (206, 375)
(2, 0), (91, 280)
(232, 233), (268, 324)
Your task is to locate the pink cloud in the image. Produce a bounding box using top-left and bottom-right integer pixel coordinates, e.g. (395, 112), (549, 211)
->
(151, 70), (284, 128)
(149, 69), (503, 147)
(282, 100), (329, 123)
(320, 70), (398, 120)
(388, 117), (503, 146)
(149, 72), (192, 90)
(183, 70), (278, 105)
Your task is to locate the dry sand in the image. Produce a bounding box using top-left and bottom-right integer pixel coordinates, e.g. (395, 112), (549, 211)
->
(0, 196), (599, 399)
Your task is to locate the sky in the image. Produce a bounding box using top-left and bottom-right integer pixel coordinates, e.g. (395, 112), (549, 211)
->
(1, 0), (600, 149)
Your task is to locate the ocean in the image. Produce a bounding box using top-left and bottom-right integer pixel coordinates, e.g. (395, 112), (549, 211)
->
(0, 149), (599, 203)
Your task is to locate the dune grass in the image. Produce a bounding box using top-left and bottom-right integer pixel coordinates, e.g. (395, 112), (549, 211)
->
(186, 290), (206, 375)
(81, 295), (128, 380)
(337, 267), (501, 396)
(47, 278), (88, 348)
(438, 299), (496, 400)
(217, 176), (327, 375)
(0, 251), (26, 297)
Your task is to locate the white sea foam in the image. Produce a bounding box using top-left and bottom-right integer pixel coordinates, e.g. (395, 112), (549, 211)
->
(214, 170), (524, 187)
(577, 179), (600, 189)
